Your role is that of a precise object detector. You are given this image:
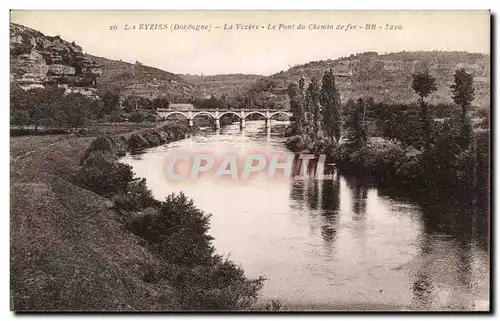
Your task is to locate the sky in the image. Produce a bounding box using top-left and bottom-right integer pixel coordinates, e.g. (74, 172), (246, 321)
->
(10, 10), (490, 76)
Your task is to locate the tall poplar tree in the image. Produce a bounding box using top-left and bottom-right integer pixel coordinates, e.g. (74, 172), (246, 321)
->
(451, 68), (475, 148)
(305, 76), (322, 135)
(320, 68), (341, 142)
(411, 71), (437, 150)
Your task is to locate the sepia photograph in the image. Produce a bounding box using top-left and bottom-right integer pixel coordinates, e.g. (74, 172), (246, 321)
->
(9, 10), (491, 312)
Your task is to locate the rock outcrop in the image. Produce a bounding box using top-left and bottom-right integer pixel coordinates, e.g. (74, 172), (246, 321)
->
(10, 23), (102, 98)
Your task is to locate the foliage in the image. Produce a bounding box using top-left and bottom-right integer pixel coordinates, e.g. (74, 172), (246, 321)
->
(285, 135), (306, 152)
(451, 68), (476, 148)
(287, 82), (304, 135)
(101, 91), (120, 115)
(305, 76), (322, 134)
(75, 130), (264, 310)
(411, 71), (438, 150)
(76, 151), (135, 197)
(320, 69), (341, 142)
(10, 85), (102, 130)
(451, 68), (475, 113)
(113, 178), (157, 212)
(129, 111), (146, 123)
(343, 98), (368, 151)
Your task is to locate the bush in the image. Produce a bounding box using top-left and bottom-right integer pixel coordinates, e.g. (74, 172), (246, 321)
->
(130, 111), (146, 123)
(129, 133), (150, 150)
(173, 258), (264, 310)
(76, 151), (135, 197)
(285, 135), (305, 152)
(113, 178), (157, 212)
(81, 135), (128, 163)
(127, 192), (265, 310)
(128, 192), (214, 266)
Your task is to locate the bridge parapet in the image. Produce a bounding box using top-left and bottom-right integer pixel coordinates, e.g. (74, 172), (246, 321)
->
(156, 108), (291, 129)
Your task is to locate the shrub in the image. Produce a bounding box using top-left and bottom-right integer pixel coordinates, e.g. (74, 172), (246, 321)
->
(162, 122), (190, 139)
(285, 135), (305, 152)
(129, 133), (150, 150)
(128, 192), (214, 266)
(130, 111), (146, 123)
(76, 151), (135, 196)
(173, 258), (264, 310)
(363, 139), (407, 177)
(127, 192), (265, 310)
(113, 178), (157, 212)
(81, 135), (128, 163)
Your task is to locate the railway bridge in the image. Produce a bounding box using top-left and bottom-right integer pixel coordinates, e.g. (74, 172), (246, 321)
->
(157, 108), (292, 129)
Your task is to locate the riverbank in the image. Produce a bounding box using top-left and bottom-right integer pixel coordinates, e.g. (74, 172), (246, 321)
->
(120, 122), (489, 311)
(11, 121), (262, 311)
(285, 129), (489, 206)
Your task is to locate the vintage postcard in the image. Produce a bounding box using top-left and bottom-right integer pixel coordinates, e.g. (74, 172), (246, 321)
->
(10, 10), (490, 312)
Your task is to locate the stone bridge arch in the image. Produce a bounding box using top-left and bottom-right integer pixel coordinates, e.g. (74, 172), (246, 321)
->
(243, 111), (266, 120)
(161, 111), (189, 120)
(269, 111), (292, 120)
(192, 111), (216, 120)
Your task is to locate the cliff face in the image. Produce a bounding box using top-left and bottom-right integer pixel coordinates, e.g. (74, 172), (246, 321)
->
(10, 23), (102, 98)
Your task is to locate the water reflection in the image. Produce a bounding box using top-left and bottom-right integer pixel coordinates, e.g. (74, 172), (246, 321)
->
(344, 175), (368, 222)
(121, 121), (489, 310)
(319, 176), (341, 248)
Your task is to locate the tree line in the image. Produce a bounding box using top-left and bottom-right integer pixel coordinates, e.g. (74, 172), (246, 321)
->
(10, 85), (172, 131)
(286, 67), (487, 203)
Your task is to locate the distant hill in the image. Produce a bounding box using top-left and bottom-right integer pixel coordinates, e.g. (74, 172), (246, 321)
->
(88, 55), (205, 101)
(181, 74), (264, 98)
(237, 51), (490, 110)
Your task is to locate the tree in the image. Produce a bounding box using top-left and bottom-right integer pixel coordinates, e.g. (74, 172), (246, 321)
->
(450, 68), (475, 148)
(102, 91), (120, 114)
(287, 82), (304, 135)
(153, 96), (170, 110)
(305, 76), (322, 135)
(123, 95), (138, 113)
(200, 95), (221, 109)
(64, 93), (94, 129)
(320, 68), (341, 142)
(411, 71), (437, 150)
(344, 98), (367, 151)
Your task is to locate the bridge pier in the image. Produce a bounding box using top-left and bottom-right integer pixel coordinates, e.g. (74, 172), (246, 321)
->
(215, 118), (220, 129)
(240, 110), (245, 129)
(188, 118), (193, 128)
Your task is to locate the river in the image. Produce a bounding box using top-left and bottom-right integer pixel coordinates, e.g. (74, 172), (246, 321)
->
(121, 120), (490, 311)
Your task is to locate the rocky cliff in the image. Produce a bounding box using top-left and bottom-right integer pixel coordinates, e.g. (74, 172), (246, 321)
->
(10, 23), (102, 98)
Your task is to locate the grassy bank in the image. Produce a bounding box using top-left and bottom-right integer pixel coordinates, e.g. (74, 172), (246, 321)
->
(11, 122), (263, 311)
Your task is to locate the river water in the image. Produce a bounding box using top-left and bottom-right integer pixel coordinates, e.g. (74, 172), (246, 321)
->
(121, 120), (490, 311)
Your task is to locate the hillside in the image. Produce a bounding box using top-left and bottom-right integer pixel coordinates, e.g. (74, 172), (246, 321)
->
(238, 51), (490, 110)
(88, 55), (205, 101)
(181, 74), (264, 98)
(10, 22), (206, 102)
(10, 23), (101, 98)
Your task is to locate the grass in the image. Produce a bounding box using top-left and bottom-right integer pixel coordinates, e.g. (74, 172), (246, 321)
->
(10, 120), (262, 311)
(10, 122), (184, 310)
